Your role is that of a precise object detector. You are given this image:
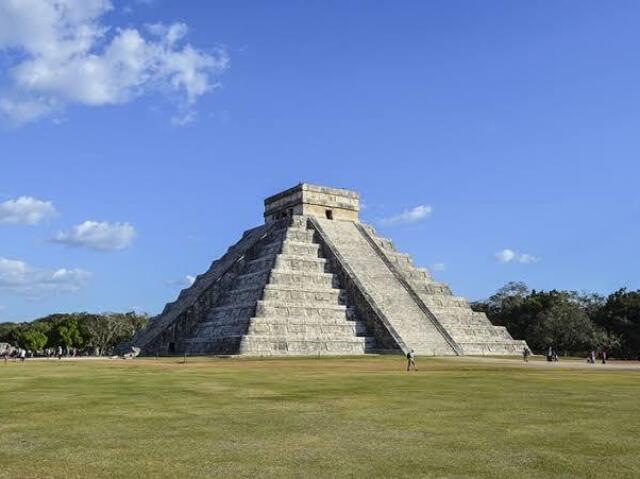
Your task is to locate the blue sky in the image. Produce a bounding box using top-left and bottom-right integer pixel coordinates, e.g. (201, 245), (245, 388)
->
(1, 0), (639, 321)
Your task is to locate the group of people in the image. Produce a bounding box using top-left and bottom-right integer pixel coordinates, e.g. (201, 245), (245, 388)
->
(2, 345), (73, 362)
(546, 347), (559, 362)
(520, 345), (611, 364)
(587, 349), (608, 364)
(2, 347), (27, 362)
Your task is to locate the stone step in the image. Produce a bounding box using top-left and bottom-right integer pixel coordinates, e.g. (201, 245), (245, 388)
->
(249, 315), (360, 326)
(405, 268), (432, 282)
(193, 319), (249, 337)
(197, 315), (361, 335)
(255, 301), (350, 321)
(449, 331), (513, 342)
(273, 255), (329, 273)
(268, 270), (337, 289)
(239, 336), (374, 356)
(258, 240), (283, 256)
(420, 297), (470, 308)
(206, 303), (255, 322)
(217, 286), (265, 306)
(246, 321), (367, 338)
(261, 285), (342, 304)
(182, 336), (243, 355)
(459, 340), (527, 356)
(280, 241), (320, 257)
(243, 255), (277, 274)
(233, 270), (271, 290)
(412, 283), (452, 295)
(284, 228), (315, 243)
(386, 251), (413, 268)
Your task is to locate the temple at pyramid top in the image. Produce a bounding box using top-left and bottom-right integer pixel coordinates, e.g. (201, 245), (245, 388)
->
(264, 183), (360, 223)
(125, 183), (528, 357)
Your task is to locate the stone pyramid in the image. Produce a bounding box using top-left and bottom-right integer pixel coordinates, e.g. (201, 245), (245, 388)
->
(130, 184), (527, 356)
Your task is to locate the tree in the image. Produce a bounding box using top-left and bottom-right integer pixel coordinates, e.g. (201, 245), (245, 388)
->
(530, 300), (600, 355)
(475, 284), (612, 356)
(81, 312), (149, 355)
(19, 329), (48, 352)
(51, 319), (84, 349)
(595, 289), (640, 358)
(0, 322), (21, 344)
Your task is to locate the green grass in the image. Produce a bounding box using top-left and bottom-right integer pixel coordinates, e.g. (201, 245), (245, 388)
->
(1, 356), (639, 478)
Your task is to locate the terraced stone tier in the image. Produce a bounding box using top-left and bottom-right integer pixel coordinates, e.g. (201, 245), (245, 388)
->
(246, 321), (366, 338)
(254, 301), (352, 322)
(239, 336), (372, 355)
(268, 271), (337, 289)
(261, 284), (343, 303)
(273, 255), (329, 274)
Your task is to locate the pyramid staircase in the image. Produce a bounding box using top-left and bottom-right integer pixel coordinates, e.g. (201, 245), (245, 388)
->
(181, 217), (375, 355)
(359, 224), (527, 355)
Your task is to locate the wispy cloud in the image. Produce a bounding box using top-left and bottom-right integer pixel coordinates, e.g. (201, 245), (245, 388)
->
(0, 256), (91, 296)
(379, 205), (432, 226)
(0, 196), (56, 225)
(0, 1), (228, 126)
(167, 275), (196, 287)
(431, 262), (446, 272)
(52, 221), (136, 251)
(495, 248), (539, 264)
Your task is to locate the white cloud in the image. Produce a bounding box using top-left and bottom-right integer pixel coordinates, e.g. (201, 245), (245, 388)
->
(495, 249), (516, 263)
(167, 275), (196, 287)
(518, 253), (539, 264)
(431, 262), (446, 272)
(379, 205), (432, 226)
(0, 256), (91, 296)
(0, 0), (228, 126)
(495, 248), (539, 264)
(52, 220), (136, 251)
(0, 196), (57, 225)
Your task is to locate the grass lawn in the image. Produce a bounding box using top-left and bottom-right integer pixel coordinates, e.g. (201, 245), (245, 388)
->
(1, 356), (639, 478)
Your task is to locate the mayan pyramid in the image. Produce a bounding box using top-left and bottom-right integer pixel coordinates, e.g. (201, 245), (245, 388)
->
(130, 184), (527, 356)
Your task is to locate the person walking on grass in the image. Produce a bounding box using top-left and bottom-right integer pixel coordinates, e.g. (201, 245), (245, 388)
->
(522, 346), (530, 362)
(406, 349), (417, 371)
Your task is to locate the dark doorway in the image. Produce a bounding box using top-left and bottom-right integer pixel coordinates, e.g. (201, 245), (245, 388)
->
(168, 342), (176, 354)
(325, 209), (333, 220)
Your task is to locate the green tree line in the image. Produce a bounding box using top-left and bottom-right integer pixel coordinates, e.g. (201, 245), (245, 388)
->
(472, 283), (640, 358)
(0, 312), (148, 356)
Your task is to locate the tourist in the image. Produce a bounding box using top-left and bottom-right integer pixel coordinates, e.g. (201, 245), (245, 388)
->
(588, 351), (596, 364)
(19, 348), (26, 362)
(57, 346), (63, 360)
(547, 346), (553, 362)
(406, 349), (417, 371)
(601, 349), (607, 364)
(522, 346), (530, 362)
